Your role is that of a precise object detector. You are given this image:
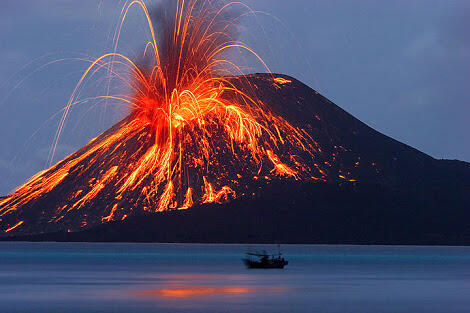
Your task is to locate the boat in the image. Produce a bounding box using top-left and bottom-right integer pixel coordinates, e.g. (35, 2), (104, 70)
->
(242, 250), (288, 269)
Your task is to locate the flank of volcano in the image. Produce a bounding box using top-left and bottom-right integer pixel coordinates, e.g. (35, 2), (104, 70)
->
(0, 0), (332, 236)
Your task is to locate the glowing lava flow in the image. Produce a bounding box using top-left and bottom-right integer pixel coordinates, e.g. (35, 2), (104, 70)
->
(0, 0), (330, 234)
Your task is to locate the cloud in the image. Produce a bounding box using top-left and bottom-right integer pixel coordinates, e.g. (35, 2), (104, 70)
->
(0, 157), (32, 195)
(404, 31), (442, 59)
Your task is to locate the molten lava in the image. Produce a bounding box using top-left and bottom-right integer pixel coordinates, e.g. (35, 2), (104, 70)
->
(0, 0), (348, 235)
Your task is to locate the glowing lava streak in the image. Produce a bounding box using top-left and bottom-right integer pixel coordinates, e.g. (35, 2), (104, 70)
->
(5, 221), (24, 233)
(1, 0), (323, 232)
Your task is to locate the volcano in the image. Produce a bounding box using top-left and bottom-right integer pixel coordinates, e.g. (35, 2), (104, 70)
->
(2, 0), (468, 244)
(1, 73), (469, 244)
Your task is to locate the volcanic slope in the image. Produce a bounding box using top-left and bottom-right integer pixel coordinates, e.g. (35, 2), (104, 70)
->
(1, 73), (469, 239)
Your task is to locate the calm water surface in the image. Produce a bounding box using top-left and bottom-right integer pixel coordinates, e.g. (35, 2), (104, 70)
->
(0, 243), (469, 313)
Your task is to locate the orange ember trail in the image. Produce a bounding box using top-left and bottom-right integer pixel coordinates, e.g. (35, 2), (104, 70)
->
(0, 0), (336, 234)
(5, 221), (24, 233)
(273, 77), (292, 85)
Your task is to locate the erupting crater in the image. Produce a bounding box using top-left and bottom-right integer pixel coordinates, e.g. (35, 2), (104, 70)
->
(1, 1), (346, 236)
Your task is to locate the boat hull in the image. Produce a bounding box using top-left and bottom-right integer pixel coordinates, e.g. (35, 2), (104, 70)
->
(243, 258), (288, 269)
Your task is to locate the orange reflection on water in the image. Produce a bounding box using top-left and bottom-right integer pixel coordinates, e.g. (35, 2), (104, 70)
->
(138, 286), (253, 299)
(137, 285), (285, 299)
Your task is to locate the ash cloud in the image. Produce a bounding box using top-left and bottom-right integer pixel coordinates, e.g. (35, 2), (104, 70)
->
(149, 0), (243, 55)
(143, 0), (244, 75)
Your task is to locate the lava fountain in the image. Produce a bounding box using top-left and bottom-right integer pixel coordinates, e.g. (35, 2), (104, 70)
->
(0, 0), (331, 235)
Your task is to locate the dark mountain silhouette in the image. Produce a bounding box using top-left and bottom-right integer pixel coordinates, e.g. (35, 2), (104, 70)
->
(1, 73), (469, 244)
(5, 181), (469, 245)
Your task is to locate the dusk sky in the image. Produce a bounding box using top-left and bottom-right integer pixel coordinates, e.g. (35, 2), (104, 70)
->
(0, 0), (469, 195)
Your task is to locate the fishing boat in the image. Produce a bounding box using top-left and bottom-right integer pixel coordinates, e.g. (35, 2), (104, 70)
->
(242, 250), (288, 269)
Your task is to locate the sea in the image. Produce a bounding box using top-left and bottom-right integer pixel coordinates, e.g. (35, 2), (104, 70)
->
(0, 242), (468, 313)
